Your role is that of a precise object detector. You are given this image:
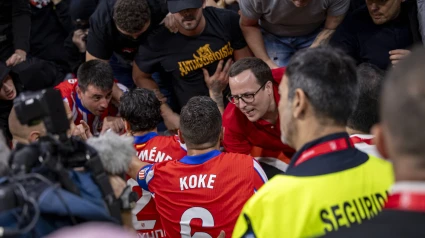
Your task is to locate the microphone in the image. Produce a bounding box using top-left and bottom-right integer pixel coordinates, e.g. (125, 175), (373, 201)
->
(86, 132), (135, 175)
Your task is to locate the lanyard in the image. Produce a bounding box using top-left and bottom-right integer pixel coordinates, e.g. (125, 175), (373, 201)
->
(350, 136), (374, 145)
(295, 137), (353, 166)
(385, 192), (425, 212)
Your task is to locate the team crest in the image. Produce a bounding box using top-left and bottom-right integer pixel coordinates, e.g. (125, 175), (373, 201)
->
(138, 169), (146, 180)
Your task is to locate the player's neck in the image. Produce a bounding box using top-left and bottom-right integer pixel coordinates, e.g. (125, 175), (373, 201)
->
(131, 129), (158, 137)
(187, 144), (220, 156)
(294, 121), (347, 151)
(346, 127), (369, 136)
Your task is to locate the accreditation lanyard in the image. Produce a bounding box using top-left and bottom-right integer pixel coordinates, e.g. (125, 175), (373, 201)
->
(385, 192), (425, 212)
(295, 137), (354, 166)
(350, 136), (374, 145)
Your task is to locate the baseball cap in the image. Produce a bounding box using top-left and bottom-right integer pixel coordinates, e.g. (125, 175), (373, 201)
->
(167, 0), (203, 13)
(0, 61), (11, 83)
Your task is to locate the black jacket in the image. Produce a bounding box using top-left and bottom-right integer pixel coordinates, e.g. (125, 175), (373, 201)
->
(0, 0), (31, 60)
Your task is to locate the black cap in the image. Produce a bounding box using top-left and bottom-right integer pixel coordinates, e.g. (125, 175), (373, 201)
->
(167, 0), (203, 13)
(0, 62), (11, 83)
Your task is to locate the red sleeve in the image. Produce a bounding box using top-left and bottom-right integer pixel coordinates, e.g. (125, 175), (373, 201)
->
(272, 67), (286, 84)
(252, 159), (267, 192)
(222, 104), (252, 154)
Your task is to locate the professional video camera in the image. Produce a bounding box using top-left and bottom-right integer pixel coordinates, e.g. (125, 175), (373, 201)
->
(0, 89), (124, 237)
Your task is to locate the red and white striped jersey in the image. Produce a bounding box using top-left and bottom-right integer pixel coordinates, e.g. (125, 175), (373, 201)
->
(55, 79), (119, 136)
(128, 132), (187, 237)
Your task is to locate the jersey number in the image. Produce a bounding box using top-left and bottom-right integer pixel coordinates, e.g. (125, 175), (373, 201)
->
(128, 179), (155, 230)
(180, 207), (214, 238)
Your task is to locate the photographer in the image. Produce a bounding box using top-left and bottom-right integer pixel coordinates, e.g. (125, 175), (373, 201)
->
(0, 89), (135, 237)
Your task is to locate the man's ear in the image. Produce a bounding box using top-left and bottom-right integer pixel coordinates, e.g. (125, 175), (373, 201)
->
(76, 85), (83, 99)
(178, 129), (185, 144)
(28, 131), (41, 143)
(265, 81), (273, 96)
(372, 124), (390, 159)
(292, 89), (308, 119)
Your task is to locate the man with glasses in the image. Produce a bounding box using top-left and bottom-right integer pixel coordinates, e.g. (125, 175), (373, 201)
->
(222, 57), (294, 178)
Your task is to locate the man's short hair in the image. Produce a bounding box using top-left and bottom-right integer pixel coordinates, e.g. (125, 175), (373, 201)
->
(180, 96), (222, 148)
(113, 0), (150, 34)
(347, 63), (384, 133)
(381, 46), (425, 158)
(229, 57), (274, 86)
(285, 46), (359, 126)
(119, 88), (161, 132)
(77, 60), (114, 92)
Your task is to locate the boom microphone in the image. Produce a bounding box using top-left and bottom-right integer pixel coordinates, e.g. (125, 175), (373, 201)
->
(86, 132), (134, 175)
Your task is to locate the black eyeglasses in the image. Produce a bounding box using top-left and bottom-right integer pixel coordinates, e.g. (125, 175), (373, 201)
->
(227, 81), (268, 104)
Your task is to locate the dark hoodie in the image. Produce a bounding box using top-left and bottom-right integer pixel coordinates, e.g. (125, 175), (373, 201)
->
(0, 62), (22, 144)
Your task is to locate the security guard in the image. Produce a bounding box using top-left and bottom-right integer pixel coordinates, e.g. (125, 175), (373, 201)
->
(232, 47), (394, 238)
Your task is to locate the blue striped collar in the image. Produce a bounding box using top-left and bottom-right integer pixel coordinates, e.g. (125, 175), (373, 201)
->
(134, 132), (158, 144)
(180, 150), (221, 165)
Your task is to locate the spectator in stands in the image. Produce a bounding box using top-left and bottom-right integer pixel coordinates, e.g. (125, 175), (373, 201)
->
(232, 47), (394, 237)
(28, 0), (73, 80)
(86, 0), (168, 88)
(0, 0), (30, 67)
(239, 0), (349, 68)
(330, 0), (422, 70)
(65, 0), (99, 75)
(133, 0), (252, 131)
(347, 63), (384, 158)
(323, 47), (425, 238)
(222, 58), (294, 178)
(55, 60), (125, 136)
(0, 62), (23, 143)
(0, 0), (62, 91)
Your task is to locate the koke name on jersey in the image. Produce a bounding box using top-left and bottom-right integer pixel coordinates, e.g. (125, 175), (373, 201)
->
(138, 147), (173, 163)
(180, 174), (216, 191)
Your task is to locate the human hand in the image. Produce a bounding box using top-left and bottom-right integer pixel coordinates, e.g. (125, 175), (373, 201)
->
(72, 120), (93, 141)
(6, 49), (26, 67)
(162, 13), (178, 33)
(203, 59), (233, 95)
(72, 29), (88, 53)
(101, 116), (125, 134)
(264, 59), (279, 69)
(161, 104), (180, 133)
(389, 49), (411, 66)
(109, 175), (127, 199)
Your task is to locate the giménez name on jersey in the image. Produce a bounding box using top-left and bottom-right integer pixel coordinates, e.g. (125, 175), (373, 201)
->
(138, 147), (173, 163)
(180, 174), (217, 191)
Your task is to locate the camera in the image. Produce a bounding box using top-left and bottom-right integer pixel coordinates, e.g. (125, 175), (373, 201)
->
(13, 89), (70, 141)
(0, 90), (123, 237)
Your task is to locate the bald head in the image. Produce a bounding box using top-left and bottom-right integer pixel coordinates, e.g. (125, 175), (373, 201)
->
(8, 107), (46, 144)
(381, 46), (425, 158)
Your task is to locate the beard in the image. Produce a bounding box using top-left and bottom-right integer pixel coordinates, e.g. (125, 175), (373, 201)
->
(179, 15), (200, 31)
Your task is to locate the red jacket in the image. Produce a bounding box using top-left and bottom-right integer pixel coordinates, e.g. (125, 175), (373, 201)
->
(222, 67), (295, 171)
